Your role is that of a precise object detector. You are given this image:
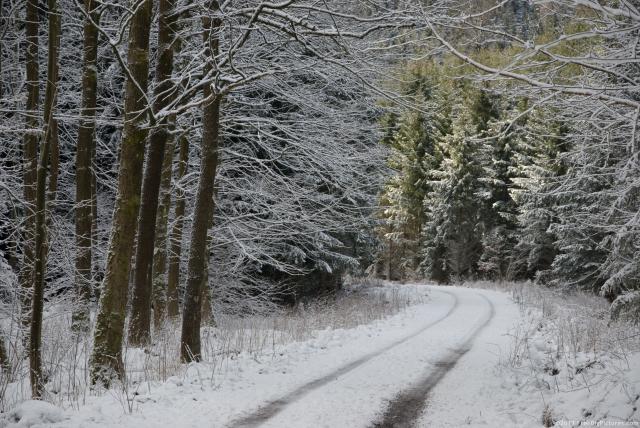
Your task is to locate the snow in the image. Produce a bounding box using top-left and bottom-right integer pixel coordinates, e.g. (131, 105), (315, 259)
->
(0, 401), (64, 428)
(3, 284), (638, 427)
(418, 288), (531, 427)
(419, 285), (640, 427)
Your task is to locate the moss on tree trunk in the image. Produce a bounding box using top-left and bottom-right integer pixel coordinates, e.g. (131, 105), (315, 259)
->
(90, 0), (153, 386)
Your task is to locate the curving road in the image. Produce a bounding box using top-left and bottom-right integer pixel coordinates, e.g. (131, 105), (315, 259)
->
(227, 286), (500, 428)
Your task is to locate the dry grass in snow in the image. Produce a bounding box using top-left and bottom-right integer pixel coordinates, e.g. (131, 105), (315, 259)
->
(0, 281), (420, 413)
(466, 281), (640, 426)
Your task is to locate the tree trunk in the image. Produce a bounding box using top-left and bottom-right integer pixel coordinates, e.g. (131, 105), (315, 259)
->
(128, 0), (178, 345)
(150, 134), (175, 329)
(90, 0), (153, 386)
(46, 120), (59, 203)
(20, 0), (39, 341)
(30, 0), (60, 398)
(90, 136), (98, 289)
(30, 125), (50, 399)
(180, 2), (221, 362)
(201, 245), (213, 325)
(386, 239), (392, 280)
(73, 0), (100, 332)
(0, 329), (10, 376)
(200, 202), (216, 326)
(0, 0), (3, 89)
(166, 135), (189, 318)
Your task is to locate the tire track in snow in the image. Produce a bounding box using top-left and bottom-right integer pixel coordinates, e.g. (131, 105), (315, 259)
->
(370, 293), (496, 428)
(227, 289), (459, 428)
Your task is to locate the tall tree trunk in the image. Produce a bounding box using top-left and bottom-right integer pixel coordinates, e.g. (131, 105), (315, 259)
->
(30, 0), (60, 398)
(0, 0), (4, 97)
(201, 192), (217, 326)
(180, 2), (221, 362)
(47, 121), (59, 198)
(150, 134), (176, 329)
(166, 135), (189, 319)
(0, 329), (10, 376)
(0, 0), (3, 89)
(128, 0), (178, 345)
(30, 125), (50, 399)
(73, 0), (100, 331)
(201, 252), (212, 325)
(90, 0), (153, 385)
(90, 137), (98, 288)
(20, 0), (39, 341)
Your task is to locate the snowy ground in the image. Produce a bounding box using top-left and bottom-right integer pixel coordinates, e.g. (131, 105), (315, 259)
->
(2, 284), (639, 427)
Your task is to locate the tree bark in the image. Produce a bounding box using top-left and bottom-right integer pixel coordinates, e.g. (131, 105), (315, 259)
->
(166, 135), (189, 319)
(90, 136), (98, 289)
(90, 0), (154, 385)
(180, 1), (221, 362)
(201, 256), (212, 326)
(73, 0), (100, 332)
(128, 0), (178, 345)
(150, 134), (175, 329)
(20, 0), (39, 341)
(0, 0), (3, 90)
(201, 192), (217, 326)
(30, 0), (60, 398)
(0, 329), (10, 376)
(30, 123), (50, 399)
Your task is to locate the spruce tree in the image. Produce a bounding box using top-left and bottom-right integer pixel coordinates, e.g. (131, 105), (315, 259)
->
(477, 112), (521, 280)
(421, 93), (487, 283)
(380, 110), (438, 279)
(547, 138), (613, 293)
(511, 108), (567, 281)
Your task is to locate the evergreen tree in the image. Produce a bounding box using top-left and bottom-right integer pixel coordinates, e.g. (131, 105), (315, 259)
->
(380, 110), (439, 279)
(421, 94), (487, 283)
(473, 94), (520, 280)
(511, 108), (567, 281)
(480, 114), (520, 280)
(547, 138), (614, 293)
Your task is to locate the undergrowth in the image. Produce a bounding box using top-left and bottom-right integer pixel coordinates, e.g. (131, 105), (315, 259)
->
(0, 281), (420, 412)
(467, 281), (640, 426)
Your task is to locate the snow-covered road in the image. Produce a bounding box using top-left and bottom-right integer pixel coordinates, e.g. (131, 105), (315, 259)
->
(36, 285), (524, 428)
(229, 288), (497, 428)
(228, 287), (505, 428)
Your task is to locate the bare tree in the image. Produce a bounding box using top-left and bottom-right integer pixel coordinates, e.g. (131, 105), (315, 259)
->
(30, 0), (61, 397)
(128, 0), (180, 346)
(165, 135), (189, 319)
(0, 329), (9, 375)
(73, 0), (100, 331)
(175, 0), (414, 361)
(180, 0), (222, 361)
(90, 0), (155, 384)
(20, 0), (39, 338)
(152, 132), (189, 324)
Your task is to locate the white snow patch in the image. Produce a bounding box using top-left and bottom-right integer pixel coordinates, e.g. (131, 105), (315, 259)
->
(0, 400), (64, 428)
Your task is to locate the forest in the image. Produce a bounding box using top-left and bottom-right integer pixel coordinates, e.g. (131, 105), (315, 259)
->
(0, 0), (639, 426)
